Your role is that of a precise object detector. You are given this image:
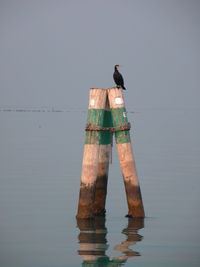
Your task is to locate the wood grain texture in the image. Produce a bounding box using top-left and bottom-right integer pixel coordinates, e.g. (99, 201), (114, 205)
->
(107, 87), (144, 218)
(93, 144), (111, 215)
(77, 88), (108, 219)
(89, 88), (107, 109)
(107, 87), (124, 109)
(117, 142), (145, 217)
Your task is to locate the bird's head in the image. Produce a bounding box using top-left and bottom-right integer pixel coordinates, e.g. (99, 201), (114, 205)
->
(114, 64), (120, 70)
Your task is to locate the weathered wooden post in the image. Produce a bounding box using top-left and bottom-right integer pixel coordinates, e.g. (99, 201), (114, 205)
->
(93, 98), (112, 216)
(108, 87), (145, 218)
(77, 88), (108, 219)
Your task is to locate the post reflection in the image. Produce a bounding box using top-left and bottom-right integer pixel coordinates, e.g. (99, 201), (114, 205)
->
(77, 217), (109, 266)
(113, 218), (144, 262)
(77, 217), (144, 266)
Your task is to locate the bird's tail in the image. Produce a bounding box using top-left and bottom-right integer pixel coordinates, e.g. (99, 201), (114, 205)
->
(122, 85), (126, 90)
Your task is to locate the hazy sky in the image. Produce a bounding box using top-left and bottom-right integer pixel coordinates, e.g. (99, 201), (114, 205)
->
(0, 0), (199, 109)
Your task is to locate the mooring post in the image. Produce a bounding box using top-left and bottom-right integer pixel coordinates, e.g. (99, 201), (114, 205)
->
(108, 87), (145, 218)
(93, 97), (112, 216)
(77, 88), (107, 219)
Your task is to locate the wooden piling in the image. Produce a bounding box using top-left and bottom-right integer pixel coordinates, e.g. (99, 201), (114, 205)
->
(77, 88), (107, 219)
(93, 145), (111, 216)
(93, 98), (112, 215)
(108, 87), (145, 218)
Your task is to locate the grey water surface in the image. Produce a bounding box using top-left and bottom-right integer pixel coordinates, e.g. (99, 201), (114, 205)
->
(0, 107), (199, 267)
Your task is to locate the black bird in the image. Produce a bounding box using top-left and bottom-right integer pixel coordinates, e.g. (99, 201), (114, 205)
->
(113, 64), (126, 90)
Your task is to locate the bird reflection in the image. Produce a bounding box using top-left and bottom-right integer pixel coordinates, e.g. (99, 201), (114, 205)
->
(77, 217), (144, 266)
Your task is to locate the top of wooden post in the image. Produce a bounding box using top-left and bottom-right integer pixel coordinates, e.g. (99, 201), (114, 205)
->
(88, 87), (125, 109)
(107, 87), (125, 109)
(89, 88), (107, 109)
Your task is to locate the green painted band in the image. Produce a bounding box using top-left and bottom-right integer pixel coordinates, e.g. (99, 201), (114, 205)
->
(110, 107), (130, 144)
(84, 108), (131, 144)
(85, 109), (112, 145)
(110, 107), (128, 126)
(87, 109), (105, 126)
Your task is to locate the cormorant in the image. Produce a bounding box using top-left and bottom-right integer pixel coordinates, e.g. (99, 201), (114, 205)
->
(113, 64), (126, 90)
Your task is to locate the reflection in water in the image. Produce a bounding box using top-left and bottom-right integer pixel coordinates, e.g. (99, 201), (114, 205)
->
(113, 218), (144, 262)
(77, 217), (109, 265)
(77, 217), (144, 266)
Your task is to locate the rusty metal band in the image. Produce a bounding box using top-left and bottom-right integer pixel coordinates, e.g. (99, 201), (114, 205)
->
(85, 122), (131, 132)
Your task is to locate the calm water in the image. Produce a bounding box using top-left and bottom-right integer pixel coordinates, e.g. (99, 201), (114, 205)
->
(0, 107), (200, 267)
